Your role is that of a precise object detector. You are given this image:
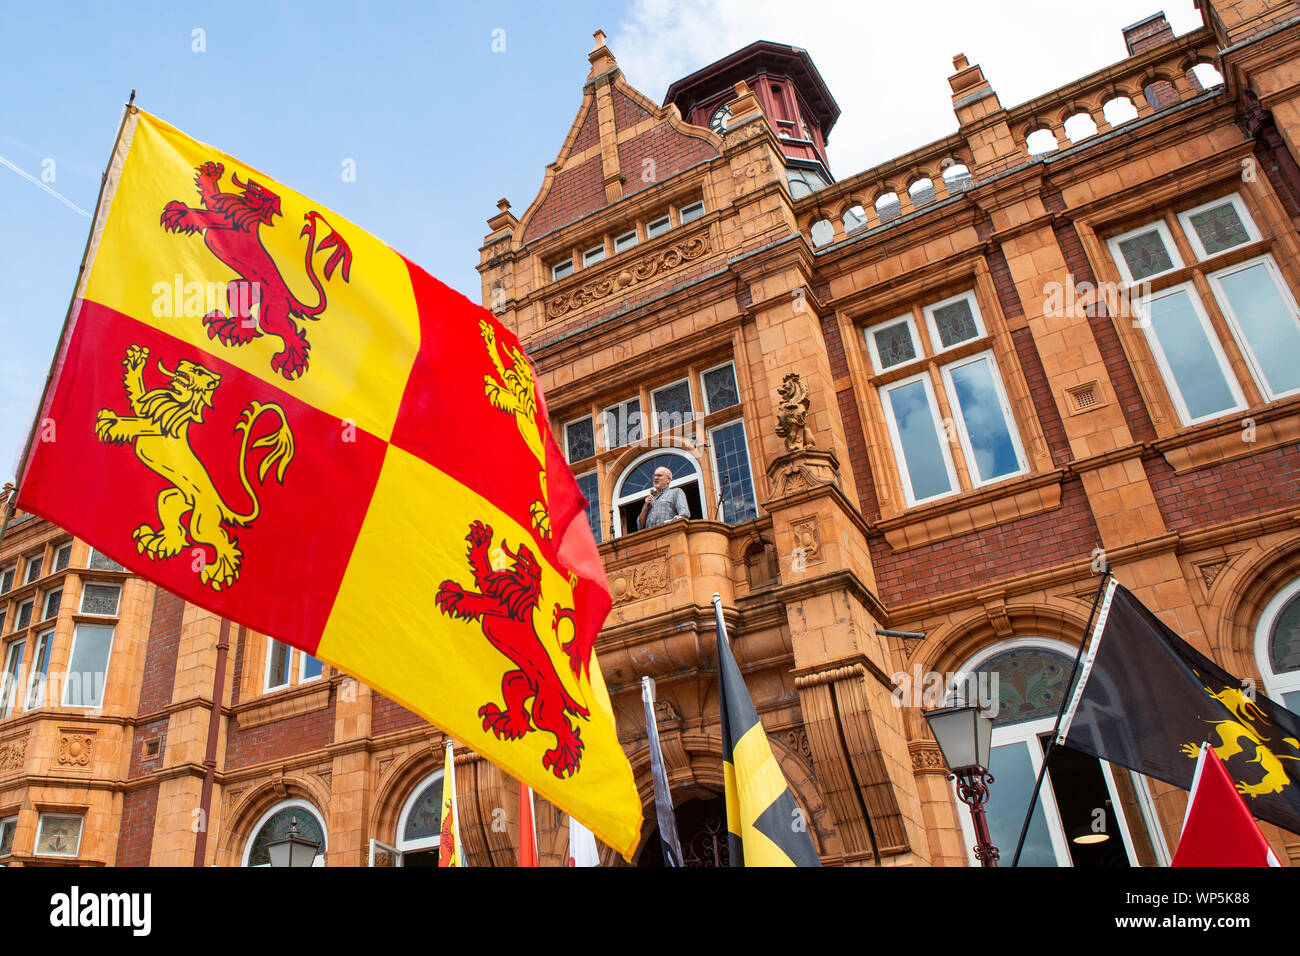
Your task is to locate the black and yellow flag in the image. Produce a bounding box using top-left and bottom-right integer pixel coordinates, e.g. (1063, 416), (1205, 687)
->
(714, 595), (821, 867)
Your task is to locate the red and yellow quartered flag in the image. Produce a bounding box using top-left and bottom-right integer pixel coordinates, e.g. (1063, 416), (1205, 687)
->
(14, 106), (642, 859)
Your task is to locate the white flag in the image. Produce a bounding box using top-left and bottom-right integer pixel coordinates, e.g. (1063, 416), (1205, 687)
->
(568, 815), (601, 866)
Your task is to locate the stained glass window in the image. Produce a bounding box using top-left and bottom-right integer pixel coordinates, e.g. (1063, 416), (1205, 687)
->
(709, 421), (758, 525)
(652, 380), (693, 432)
(871, 320), (918, 370)
(54, 545), (72, 572)
(601, 398), (643, 450)
(0, 566), (13, 594)
(929, 297), (981, 349)
(974, 647), (1072, 727)
(0, 816), (15, 856)
(35, 813), (82, 857)
(24, 555), (43, 585)
(1269, 592), (1300, 675)
(402, 781), (443, 842)
(577, 472), (602, 544)
(80, 583), (120, 616)
(247, 807), (325, 866)
(42, 588), (62, 620)
(702, 364), (739, 413)
(1116, 229), (1175, 281)
(565, 417), (595, 463)
(88, 549), (123, 572)
(17, 600), (33, 630)
(1188, 202), (1250, 257)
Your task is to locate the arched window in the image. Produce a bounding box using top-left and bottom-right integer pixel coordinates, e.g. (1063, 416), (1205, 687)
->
(809, 218), (834, 248)
(614, 450), (703, 536)
(396, 771), (445, 866)
(948, 639), (1167, 867)
(1256, 578), (1300, 713)
(243, 799), (327, 867)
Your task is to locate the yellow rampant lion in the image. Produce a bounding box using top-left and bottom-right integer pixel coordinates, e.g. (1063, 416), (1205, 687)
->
(479, 319), (549, 538)
(1181, 684), (1300, 798)
(94, 344), (295, 591)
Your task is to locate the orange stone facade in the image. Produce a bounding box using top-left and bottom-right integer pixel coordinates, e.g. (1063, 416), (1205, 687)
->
(3, 0), (1300, 867)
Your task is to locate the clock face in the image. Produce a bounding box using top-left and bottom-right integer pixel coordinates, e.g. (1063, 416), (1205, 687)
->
(709, 103), (732, 133)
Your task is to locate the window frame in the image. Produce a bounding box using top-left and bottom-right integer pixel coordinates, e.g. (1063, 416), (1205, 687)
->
(612, 448), (701, 537)
(563, 414), (596, 465)
(1132, 281), (1248, 426)
(1255, 577), (1300, 710)
(678, 201), (706, 224)
(922, 290), (987, 356)
(1106, 218), (1184, 284)
(646, 215), (671, 239)
(25, 627), (53, 711)
(264, 637), (294, 693)
(575, 470), (603, 544)
(707, 417), (760, 525)
(396, 770), (446, 855)
(551, 257), (575, 281)
(600, 396), (643, 451)
(879, 369), (961, 507)
(939, 350), (1030, 488)
(581, 243), (606, 268)
(865, 313), (923, 374)
(87, 548), (123, 572)
(614, 229), (639, 254)
(0, 815), (16, 858)
(42, 587), (63, 621)
(78, 581), (121, 618)
(1176, 193), (1261, 262)
(54, 544), (72, 573)
(34, 812), (84, 859)
(699, 361), (741, 414)
(0, 565), (14, 595)
(1, 638), (25, 717)
(1206, 254), (1300, 402)
(15, 599), (34, 632)
(23, 553), (43, 586)
(242, 799), (327, 867)
(61, 622), (115, 709)
(299, 649), (324, 684)
(650, 378), (694, 434)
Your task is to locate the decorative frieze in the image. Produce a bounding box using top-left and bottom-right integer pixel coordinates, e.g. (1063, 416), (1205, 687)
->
(57, 731), (95, 768)
(0, 734), (28, 773)
(545, 231), (710, 319)
(608, 556), (672, 605)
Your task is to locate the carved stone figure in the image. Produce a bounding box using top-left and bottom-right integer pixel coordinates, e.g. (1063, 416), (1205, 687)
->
(775, 373), (816, 452)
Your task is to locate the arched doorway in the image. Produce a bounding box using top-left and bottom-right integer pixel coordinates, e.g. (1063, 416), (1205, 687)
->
(613, 450), (704, 536)
(949, 639), (1167, 866)
(636, 796), (729, 867)
(242, 800), (327, 867)
(394, 771), (445, 867)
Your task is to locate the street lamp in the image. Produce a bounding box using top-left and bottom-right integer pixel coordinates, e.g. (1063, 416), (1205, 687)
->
(267, 817), (321, 868)
(924, 704), (999, 867)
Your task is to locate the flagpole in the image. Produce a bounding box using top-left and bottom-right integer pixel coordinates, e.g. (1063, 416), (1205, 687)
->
(0, 91), (138, 556)
(1009, 568), (1110, 867)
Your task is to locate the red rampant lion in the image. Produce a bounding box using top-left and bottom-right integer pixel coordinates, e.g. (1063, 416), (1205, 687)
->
(435, 520), (589, 778)
(160, 161), (352, 380)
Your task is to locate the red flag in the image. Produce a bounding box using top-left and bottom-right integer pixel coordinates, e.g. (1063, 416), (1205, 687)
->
(519, 782), (539, 867)
(1172, 743), (1281, 867)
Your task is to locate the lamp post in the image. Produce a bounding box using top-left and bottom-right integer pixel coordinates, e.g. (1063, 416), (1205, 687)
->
(924, 704), (999, 867)
(266, 816), (321, 868)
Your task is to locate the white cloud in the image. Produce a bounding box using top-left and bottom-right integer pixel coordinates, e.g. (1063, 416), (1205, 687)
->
(610, 0), (1203, 178)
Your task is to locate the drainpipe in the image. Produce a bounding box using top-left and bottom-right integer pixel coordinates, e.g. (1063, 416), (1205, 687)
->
(193, 619), (232, 866)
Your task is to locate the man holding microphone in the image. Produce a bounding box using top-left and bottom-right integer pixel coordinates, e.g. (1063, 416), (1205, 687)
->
(637, 465), (690, 530)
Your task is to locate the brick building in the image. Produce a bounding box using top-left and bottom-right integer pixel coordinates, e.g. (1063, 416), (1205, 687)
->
(3, 0), (1300, 866)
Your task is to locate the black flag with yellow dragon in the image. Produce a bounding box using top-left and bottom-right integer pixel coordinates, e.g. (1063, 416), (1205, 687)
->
(1060, 580), (1300, 835)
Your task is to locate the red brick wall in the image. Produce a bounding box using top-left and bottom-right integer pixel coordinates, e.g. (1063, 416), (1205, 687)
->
(138, 587), (183, 714)
(1146, 442), (1300, 530)
(522, 156), (606, 242)
(571, 102), (599, 153)
(869, 478), (1102, 606)
(372, 693), (425, 735)
(128, 716), (168, 778)
(225, 693), (337, 769)
(116, 786), (158, 867)
(1123, 15), (1173, 55)
(617, 124), (717, 201)
(1011, 327), (1072, 467)
(817, 309), (882, 519)
(612, 89), (651, 130)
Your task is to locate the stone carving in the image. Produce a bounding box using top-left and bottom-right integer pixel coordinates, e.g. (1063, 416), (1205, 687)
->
(1197, 560), (1229, 593)
(0, 735), (27, 772)
(775, 373), (815, 452)
(654, 698), (679, 724)
(609, 557), (671, 605)
(546, 231), (710, 319)
(910, 744), (947, 773)
(765, 448), (842, 500)
(57, 733), (94, 767)
(785, 729), (812, 759)
(790, 517), (822, 570)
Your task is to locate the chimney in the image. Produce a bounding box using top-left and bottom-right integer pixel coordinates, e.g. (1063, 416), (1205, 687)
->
(1122, 12), (1174, 55)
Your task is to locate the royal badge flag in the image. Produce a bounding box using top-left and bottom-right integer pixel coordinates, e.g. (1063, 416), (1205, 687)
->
(519, 782), (539, 867)
(1173, 743), (1281, 866)
(1060, 579), (1300, 835)
(568, 816), (601, 867)
(714, 595), (820, 867)
(14, 107), (641, 858)
(641, 676), (684, 866)
(438, 741), (465, 867)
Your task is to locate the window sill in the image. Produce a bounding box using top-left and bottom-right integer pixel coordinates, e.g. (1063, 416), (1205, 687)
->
(873, 469), (1066, 552)
(1151, 397), (1300, 475)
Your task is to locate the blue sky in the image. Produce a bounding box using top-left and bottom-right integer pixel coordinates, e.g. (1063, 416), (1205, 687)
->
(0, 0), (1200, 481)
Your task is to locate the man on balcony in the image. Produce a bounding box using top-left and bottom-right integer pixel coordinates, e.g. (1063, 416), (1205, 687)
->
(638, 466), (690, 530)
